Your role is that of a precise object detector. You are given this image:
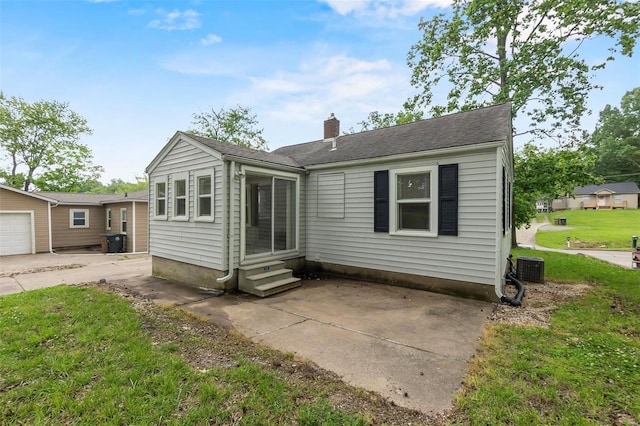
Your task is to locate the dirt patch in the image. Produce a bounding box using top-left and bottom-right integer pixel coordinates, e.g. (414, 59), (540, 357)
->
(78, 281), (445, 425)
(0, 263), (85, 278)
(490, 281), (591, 328)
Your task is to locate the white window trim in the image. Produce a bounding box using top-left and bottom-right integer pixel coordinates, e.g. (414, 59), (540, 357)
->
(106, 208), (112, 230)
(154, 176), (168, 220)
(389, 166), (438, 237)
(69, 209), (90, 229)
(171, 172), (190, 221)
(195, 168), (215, 222)
(120, 208), (128, 234)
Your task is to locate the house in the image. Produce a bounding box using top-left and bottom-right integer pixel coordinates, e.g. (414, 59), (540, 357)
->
(552, 182), (640, 211)
(145, 103), (514, 302)
(536, 199), (550, 213)
(0, 184), (148, 255)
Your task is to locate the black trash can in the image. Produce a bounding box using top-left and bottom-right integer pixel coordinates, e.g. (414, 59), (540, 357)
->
(101, 234), (125, 253)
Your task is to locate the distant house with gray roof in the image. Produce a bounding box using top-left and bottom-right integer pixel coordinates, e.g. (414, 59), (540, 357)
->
(0, 184), (148, 255)
(552, 182), (640, 211)
(145, 103), (514, 302)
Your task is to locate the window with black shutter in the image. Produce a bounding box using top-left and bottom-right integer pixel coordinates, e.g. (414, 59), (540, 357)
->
(438, 164), (458, 236)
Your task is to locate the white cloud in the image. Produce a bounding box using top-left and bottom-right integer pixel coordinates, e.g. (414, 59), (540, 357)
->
(242, 52), (410, 131)
(128, 8), (146, 16)
(319, 0), (451, 18)
(148, 9), (201, 31)
(201, 33), (222, 46)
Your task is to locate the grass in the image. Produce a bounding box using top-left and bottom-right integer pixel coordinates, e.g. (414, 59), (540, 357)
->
(0, 285), (377, 425)
(452, 248), (640, 425)
(535, 209), (640, 249)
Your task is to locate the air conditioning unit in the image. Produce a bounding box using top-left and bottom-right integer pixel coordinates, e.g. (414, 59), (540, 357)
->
(517, 256), (545, 283)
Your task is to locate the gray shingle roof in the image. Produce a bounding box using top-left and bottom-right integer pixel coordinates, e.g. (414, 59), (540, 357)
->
(182, 132), (302, 168)
(36, 190), (148, 205)
(574, 182), (640, 195)
(273, 103), (512, 166)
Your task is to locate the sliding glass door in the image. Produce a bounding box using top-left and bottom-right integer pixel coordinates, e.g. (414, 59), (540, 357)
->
(243, 169), (298, 258)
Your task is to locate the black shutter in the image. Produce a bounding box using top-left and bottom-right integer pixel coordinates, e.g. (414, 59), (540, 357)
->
(374, 170), (389, 232)
(502, 167), (506, 234)
(438, 164), (458, 236)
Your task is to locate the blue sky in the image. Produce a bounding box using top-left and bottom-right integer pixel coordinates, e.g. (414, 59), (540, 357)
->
(1, 0), (639, 183)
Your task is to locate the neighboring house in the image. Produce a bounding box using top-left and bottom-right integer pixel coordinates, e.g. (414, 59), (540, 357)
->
(552, 182), (640, 211)
(536, 199), (550, 213)
(0, 184), (148, 255)
(0, 184), (58, 256)
(146, 103), (514, 302)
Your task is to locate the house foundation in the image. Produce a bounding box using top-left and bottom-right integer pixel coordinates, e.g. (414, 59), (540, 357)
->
(152, 256), (237, 291)
(306, 260), (499, 302)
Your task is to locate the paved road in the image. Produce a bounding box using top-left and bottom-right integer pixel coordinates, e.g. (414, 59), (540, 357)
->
(517, 219), (636, 270)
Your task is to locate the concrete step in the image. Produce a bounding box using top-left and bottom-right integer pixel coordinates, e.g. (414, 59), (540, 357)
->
(239, 261), (285, 279)
(253, 277), (301, 297)
(246, 268), (296, 287)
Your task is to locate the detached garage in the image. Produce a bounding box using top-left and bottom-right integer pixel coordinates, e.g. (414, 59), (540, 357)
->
(0, 184), (55, 256)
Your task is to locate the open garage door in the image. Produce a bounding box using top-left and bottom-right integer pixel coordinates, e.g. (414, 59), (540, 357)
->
(0, 212), (34, 255)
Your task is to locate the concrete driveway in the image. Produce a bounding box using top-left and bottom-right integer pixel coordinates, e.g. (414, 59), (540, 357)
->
(0, 253), (490, 414)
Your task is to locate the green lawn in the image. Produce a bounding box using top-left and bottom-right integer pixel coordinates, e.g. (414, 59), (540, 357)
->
(0, 286), (402, 425)
(535, 209), (640, 249)
(453, 248), (640, 424)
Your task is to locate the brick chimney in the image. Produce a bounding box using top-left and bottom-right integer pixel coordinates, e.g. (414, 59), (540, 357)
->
(324, 113), (340, 140)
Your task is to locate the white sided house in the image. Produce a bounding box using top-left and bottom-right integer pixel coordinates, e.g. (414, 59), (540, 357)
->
(146, 104), (514, 301)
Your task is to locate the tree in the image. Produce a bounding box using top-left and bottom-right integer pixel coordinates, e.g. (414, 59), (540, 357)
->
(407, 0), (640, 140)
(0, 95), (102, 191)
(514, 140), (599, 228)
(350, 107), (424, 133)
(590, 87), (640, 184)
(88, 176), (149, 194)
(189, 105), (268, 151)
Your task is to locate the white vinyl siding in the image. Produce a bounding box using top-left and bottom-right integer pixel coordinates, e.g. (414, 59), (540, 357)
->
(307, 148), (501, 286)
(317, 173), (345, 218)
(148, 139), (225, 270)
(69, 209), (89, 228)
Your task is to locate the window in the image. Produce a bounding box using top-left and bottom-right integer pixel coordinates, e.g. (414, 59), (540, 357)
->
(120, 208), (127, 234)
(69, 209), (89, 228)
(195, 169), (214, 221)
(389, 166), (437, 236)
(317, 173), (345, 218)
(106, 208), (112, 230)
(155, 178), (167, 218)
(614, 194), (623, 202)
(172, 173), (189, 220)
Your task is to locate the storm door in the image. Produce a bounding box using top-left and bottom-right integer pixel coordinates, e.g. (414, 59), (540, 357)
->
(243, 169), (298, 259)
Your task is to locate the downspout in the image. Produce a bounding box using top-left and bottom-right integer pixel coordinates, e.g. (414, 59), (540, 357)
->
(132, 201), (136, 253)
(218, 160), (235, 283)
(48, 202), (59, 254)
(501, 255), (525, 306)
